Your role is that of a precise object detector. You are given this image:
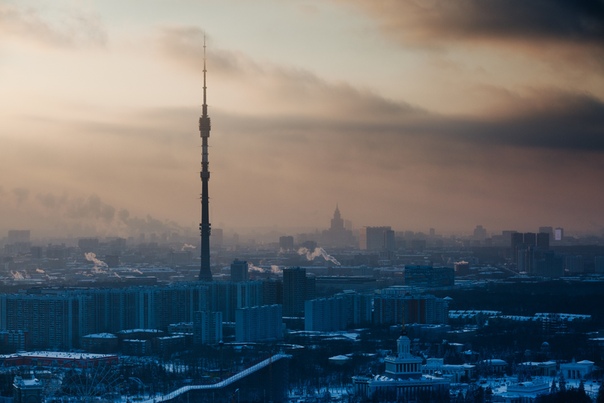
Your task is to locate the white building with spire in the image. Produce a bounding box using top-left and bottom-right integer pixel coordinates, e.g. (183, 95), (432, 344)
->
(352, 329), (449, 401)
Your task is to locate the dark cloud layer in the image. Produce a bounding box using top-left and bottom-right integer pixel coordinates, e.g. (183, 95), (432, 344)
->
(414, 92), (604, 153)
(215, 89), (604, 158)
(157, 24), (604, 207)
(347, 0), (604, 45)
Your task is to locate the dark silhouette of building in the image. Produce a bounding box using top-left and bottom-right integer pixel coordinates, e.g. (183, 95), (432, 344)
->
(537, 232), (550, 250)
(279, 235), (294, 251)
(322, 205), (355, 248)
(282, 267), (315, 317)
(512, 232), (551, 274)
(230, 259), (248, 282)
(359, 226), (395, 251)
(473, 225), (487, 244)
(199, 38), (212, 281)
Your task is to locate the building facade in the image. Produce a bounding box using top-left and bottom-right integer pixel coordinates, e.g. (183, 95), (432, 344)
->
(235, 305), (283, 342)
(353, 330), (449, 401)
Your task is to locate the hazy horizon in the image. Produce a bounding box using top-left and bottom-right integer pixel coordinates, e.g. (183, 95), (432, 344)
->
(2, 1), (603, 239)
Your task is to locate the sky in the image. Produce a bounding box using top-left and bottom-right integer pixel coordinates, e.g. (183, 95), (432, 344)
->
(1, 0), (603, 239)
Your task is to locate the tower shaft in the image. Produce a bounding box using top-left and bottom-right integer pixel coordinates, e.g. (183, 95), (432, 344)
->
(199, 39), (212, 281)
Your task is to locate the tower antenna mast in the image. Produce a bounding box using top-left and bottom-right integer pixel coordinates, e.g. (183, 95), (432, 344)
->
(198, 34), (212, 281)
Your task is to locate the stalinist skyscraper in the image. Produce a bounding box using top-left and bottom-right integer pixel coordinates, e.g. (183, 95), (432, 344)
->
(321, 205), (355, 248)
(198, 39), (212, 282)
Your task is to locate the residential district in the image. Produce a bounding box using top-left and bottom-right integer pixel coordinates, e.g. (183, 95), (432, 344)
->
(1, 209), (604, 402)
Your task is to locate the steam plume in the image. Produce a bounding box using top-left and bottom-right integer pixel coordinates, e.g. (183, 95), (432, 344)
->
(247, 262), (283, 274)
(297, 247), (341, 266)
(85, 252), (108, 268)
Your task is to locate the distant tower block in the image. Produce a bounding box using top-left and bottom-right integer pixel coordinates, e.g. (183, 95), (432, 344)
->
(231, 259), (249, 282)
(198, 37), (213, 282)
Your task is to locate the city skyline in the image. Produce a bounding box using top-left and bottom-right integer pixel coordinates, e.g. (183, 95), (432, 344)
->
(2, 0), (603, 238)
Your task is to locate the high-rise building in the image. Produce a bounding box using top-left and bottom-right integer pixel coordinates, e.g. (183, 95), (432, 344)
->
(337, 290), (373, 328)
(206, 281), (263, 322)
(536, 232), (550, 250)
(0, 284), (213, 349)
(0, 294), (81, 350)
(539, 226), (554, 240)
(282, 267), (313, 317)
(78, 238), (99, 253)
(565, 255), (584, 274)
(533, 250), (564, 277)
(261, 278), (283, 305)
(230, 259), (248, 282)
(523, 233), (537, 247)
(373, 290), (449, 326)
(473, 225), (487, 242)
(511, 232), (539, 268)
(594, 256), (604, 274)
(359, 226), (395, 251)
(235, 305), (282, 342)
(305, 292), (373, 330)
(322, 205), (355, 248)
(304, 297), (347, 332)
(279, 236), (294, 251)
(193, 311), (222, 345)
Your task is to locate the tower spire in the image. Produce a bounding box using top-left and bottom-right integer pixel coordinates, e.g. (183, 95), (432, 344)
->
(203, 35), (207, 111)
(198, 34), (212, 281)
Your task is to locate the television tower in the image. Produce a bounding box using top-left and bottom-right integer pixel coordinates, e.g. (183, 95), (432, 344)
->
(198, 37), (212, 281)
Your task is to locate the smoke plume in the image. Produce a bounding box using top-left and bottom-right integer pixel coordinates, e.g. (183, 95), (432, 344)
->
(297, 247), (341, 266)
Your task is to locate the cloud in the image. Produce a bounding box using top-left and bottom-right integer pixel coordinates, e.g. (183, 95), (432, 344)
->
(156, 25), (421, 120)
(343, 0), (604, 72)
(156, 25), (604, 154)
(0, 186), (187, 237)
(443, 91), (604, 152)
(0, 4), (107, 48)
(346, 0), (604, 45)
(201, 81), (604, 232)
(154, 27), (604, 191)
(3, 20), (602, 235)
(156, 26), (261, 77)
